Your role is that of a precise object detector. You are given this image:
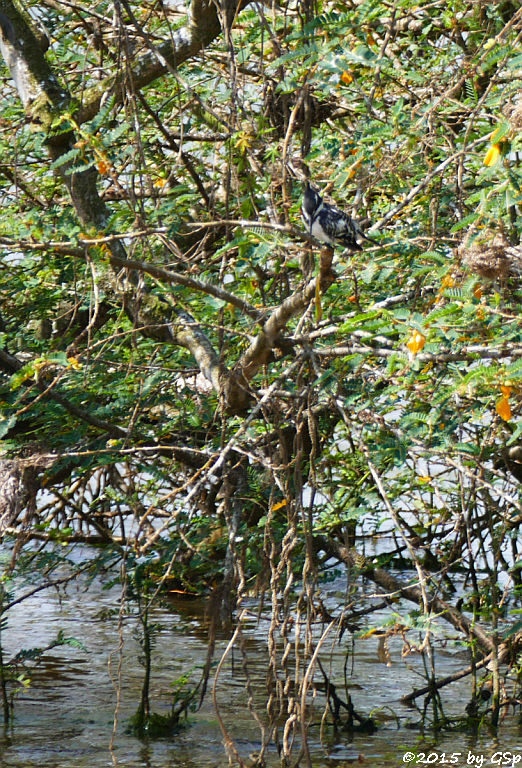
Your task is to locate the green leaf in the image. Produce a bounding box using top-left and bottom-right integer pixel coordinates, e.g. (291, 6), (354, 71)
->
(490, 119), (511, 144)
(450, 213), (481, 233)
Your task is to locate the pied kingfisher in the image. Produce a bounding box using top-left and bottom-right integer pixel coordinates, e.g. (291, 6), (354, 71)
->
(301, 182), (378, 251)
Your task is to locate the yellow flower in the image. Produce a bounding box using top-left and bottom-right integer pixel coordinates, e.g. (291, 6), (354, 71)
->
(483, 144), (501, 166)
(406, 330), (426, 356)
(97, 157), (112, 175)
(234, 131), (252, 154)
(440, 274), (455, 289)
(496, 396), (511, 421)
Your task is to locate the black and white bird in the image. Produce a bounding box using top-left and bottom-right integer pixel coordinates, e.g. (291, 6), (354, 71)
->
(301, 181), (378, 252)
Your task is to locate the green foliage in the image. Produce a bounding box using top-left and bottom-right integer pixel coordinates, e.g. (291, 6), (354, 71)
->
(0, 0), (521, 751)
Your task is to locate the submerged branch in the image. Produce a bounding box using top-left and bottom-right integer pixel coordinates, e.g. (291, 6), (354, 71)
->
(314, 535), (495, 655)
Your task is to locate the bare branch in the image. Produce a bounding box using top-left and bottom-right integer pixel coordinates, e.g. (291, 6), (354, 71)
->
(0, 236), (262, 321)
(168, 310), (222, 394)
(238, 251), (335, 381)
(77, 0), (229, 124)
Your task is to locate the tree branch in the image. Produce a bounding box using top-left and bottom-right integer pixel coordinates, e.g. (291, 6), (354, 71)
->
(0, 0), (67, 126)
(168, 310), (222, 394)
(238, 250), (335, 381)
(77, 0), (226, 125)
(0, 236), (262, 321)
(0, 348), (129, 438)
